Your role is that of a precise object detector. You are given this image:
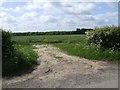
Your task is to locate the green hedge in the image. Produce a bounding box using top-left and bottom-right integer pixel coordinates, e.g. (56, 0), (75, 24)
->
(87, 26), (120, 51)
(2, 30), (37, 76)
(2, 30), (16, 75)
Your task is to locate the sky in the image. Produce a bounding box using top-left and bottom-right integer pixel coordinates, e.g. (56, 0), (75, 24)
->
(0, 0), (118, 32)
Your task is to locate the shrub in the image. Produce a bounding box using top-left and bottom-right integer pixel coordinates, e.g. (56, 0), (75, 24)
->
(87, 26), (120, 51)
(2, 30), (37, 76)
(2, 30), (17, 75)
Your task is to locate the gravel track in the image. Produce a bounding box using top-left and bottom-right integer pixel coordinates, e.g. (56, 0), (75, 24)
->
(2, 44), (118, 88)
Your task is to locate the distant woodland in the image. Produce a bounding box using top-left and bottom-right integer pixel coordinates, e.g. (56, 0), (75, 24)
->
(13, 28), (93, 36)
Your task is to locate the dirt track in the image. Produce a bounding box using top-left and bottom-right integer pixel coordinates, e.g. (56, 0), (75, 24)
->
(2, 45), (118, 88)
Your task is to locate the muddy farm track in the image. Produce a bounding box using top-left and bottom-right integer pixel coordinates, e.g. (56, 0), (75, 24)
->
(3, 45), (118, 88)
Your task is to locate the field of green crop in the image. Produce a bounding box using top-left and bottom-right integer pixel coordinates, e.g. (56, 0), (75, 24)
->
(12, 35), (86, 44)
(12, 35), (120, 61)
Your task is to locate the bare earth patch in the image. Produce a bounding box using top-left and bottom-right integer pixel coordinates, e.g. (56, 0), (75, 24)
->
(2, 44), (118, 88)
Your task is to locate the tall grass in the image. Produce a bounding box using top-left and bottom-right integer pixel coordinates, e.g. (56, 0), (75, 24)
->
(15, 44), (38, 66)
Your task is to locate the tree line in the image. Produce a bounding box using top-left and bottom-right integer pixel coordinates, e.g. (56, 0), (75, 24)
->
(13, 28), (93, 36)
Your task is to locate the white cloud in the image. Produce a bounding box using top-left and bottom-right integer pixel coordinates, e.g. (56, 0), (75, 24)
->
(59, 11), (118, 28)
(50, 2), (96, 15)
(25, 1), (52, 10)
(40, 15), (59, 23)
(96, 12), (118, 25)
(0, 1), (118, 32)
(0, 2), (2, 7)
(24, 2), (96, 15)
(60, 2), (96, 15)
(0, 12), (16, 24)
(20, 11), (39, 21)
(4, 16), (16, 23)
(14, 7), (21, 12)
(0, 12), (7, 17)
(0, 11), (18, 31)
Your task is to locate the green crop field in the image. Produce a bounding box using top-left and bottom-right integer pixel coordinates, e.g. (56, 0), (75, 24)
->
(12, 35), (120, 61)
(12, 35), (86, 44)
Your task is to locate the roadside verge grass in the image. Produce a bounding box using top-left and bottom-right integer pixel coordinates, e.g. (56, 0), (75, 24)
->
(54, 43), (120, 61)
(4, 44), (38, 76)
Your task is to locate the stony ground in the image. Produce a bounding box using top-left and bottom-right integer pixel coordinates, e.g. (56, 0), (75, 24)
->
(2, 45), (118, 88)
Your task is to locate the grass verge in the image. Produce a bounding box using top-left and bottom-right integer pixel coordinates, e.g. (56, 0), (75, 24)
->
(3, 44), (38, 76)
(54, 43), (120, 61)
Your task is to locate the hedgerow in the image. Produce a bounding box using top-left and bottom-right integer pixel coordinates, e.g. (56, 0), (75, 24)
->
(87, 26), (120, 51)
(2, 29), (37, 76)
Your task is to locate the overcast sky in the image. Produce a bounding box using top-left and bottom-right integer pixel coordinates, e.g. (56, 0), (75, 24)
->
(0, 0), (118, 32)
